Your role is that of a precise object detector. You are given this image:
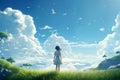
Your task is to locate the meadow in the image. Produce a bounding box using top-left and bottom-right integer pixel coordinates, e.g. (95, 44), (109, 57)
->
(0, 59), (120, 80)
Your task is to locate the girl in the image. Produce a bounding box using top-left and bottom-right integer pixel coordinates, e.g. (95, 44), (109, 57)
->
(53, 46), (62, 71)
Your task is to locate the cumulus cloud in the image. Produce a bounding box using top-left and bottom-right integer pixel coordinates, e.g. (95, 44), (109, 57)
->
(111, 15), (120, 32)
(71, 42), (98, 48)
(97, 14), (120, 57)
(44, 33), (72, 57)
(40, 25), (53, 30)
(99, 27), (105, 32)
(51, 9), (56, 15)
(0, 8), (45, 68)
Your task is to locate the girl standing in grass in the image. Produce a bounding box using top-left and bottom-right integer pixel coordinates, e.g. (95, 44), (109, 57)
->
(53, 46), (62, 71)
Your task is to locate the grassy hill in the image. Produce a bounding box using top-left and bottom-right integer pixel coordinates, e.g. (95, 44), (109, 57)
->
(0, 59), (120, 80)
(97, 55), (120, 70)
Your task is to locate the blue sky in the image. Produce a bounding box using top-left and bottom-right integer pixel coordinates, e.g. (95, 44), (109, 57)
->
(1, 0), (120, 43)
(0, 0), (120, 70)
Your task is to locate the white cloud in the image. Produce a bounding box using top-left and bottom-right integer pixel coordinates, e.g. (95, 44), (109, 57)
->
(111, 15), (120, 32)
(7, 33), (13, 41)
(51, 9), (56, 15)
(0, 8), (45, 68)
(44, 33), (72, 56)
(71, 42), (98, 48)
(40, 25), (53, 30)
(99, 27), (105, 32)
(97, 14), (120, 57)
(62, 63), (77, 70)
(97, 33), (116, 57)
(114, 46), (120, 52)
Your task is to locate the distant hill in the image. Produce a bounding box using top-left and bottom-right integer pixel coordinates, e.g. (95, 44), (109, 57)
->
(97, 55), (120, 70)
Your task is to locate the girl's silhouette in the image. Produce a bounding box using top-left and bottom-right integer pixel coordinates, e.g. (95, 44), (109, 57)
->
(53, 46), (62, 71)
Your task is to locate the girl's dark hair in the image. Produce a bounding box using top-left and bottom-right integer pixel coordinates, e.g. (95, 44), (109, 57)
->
(55, 46), (61, 51)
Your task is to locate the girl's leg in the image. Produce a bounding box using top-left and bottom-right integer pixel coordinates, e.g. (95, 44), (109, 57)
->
(56, 64), (60, 71)
(56, 65), (57, 71)
(58, 64), (60, 71)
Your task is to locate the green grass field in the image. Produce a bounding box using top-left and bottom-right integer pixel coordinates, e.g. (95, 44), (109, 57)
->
(0, 59), (120, 80)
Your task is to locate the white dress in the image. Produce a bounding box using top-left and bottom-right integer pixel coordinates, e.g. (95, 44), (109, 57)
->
(54, 50), (62, 65)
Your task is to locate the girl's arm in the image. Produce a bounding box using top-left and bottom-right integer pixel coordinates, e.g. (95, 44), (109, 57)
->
(59, 52), (62, 61)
